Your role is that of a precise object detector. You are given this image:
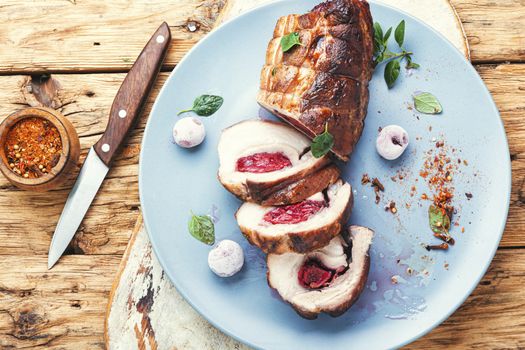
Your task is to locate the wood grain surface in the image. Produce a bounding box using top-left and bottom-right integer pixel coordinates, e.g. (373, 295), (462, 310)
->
(105, 217), (252, 350)
(0, 0), (522, 73)
(0, 0), (523, 349)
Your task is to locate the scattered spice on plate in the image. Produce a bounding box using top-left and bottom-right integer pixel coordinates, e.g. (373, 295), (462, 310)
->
(372, 177), (385, 204)
(385, 201), (397, 214)
(361, 173), (370, 185)
(360, 174), (385, 204)
(372, 177), (385, 191)
(420, 138), (468, 250)
(4, 117), (62, 178)
(425, 243), (449, 251)
(433, 233), (455, 245)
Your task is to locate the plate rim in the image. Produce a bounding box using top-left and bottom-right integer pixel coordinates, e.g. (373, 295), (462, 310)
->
(139, 1), (512, 348)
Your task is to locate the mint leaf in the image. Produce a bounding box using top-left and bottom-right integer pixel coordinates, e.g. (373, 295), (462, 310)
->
(374, 20), (419, 84)
(188, 213), (215, 245)
(395, 20), (406, 47)
(428, 205), (451, 234)
(280, 32), (301, 52)
(407, 61), (420, 69)
(373, 22), (384, 58)
(414, 92), (443, 114)
(384, 59), (401, 89)
(406, 55), (420, 69)
(383, 27), (392, 43)
(178, 95), (223, 116)
(374, 22), (383, 42)
(311, 123), (334, 158)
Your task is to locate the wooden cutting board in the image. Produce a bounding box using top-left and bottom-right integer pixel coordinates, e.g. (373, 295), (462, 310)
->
(105, 1), (470, 349)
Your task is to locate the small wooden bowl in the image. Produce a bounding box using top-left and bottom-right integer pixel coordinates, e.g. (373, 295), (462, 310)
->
(0, 107), (80, 191)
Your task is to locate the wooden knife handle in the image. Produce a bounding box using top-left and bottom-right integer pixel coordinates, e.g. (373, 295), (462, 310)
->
(94, 22), (171, 166)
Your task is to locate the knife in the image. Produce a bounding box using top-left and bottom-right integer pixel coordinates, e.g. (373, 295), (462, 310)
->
(48, 23), (171, 269)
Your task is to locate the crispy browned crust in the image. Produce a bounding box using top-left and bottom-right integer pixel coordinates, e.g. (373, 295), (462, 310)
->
(260, 164), (340, 206)
(236, 183), (353, 254)
(245, 156), (331, 199)
(258, 0), (374, 161)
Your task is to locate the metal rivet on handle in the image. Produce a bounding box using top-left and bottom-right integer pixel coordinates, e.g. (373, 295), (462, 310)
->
(118, 109), (127, 118)
(156, 35), (165, 44)
(101, 144), (110, 153)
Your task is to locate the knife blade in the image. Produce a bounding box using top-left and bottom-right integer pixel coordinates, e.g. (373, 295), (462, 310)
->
(48, 23), (171, 269)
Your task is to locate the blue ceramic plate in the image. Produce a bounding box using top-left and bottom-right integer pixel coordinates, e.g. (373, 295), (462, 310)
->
(139, 1), (511, 349)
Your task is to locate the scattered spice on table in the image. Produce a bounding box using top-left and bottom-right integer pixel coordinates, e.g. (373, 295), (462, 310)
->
(4, 117), (62, 178)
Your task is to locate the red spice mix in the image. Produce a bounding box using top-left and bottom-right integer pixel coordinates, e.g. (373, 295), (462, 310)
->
(4, 117), (62, 179)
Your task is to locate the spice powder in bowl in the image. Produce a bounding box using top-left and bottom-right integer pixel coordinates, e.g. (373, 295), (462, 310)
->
(0, 107), (80, 191)
(4, 117), (63, 179)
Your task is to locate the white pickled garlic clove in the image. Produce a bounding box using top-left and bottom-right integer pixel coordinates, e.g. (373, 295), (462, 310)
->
(376, 125), (409, 160)
(208, 240), (244, 277)
(173, 116), (205, 148)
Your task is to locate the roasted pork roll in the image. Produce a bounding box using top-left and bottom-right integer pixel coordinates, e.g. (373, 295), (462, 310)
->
(218, 119), (339, 206)
(257, 0), (374, 160)
(267, 225), (373, 319)
(236, 180), (352, 254)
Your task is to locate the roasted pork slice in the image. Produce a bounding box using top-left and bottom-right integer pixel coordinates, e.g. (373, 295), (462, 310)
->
(236, 180), (352, 254)
(257, 0), (374, 161)
(267, 225), (373, 319)
(218, 119), (338, 206)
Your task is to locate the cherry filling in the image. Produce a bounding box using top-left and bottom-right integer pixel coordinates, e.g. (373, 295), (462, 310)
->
(263, 200), (326, 225)
(236, 152), (292, 173)
(298, 259), (346, 289)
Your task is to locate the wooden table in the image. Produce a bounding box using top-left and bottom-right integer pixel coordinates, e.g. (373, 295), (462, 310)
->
(0, 1), (523, 348)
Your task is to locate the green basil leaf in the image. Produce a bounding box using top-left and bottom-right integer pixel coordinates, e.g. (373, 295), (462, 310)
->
(405, 55), (420, 69)
(271, 67), (277, 76)
(178, 94), (224, 116)
(311, 123), (334, 158)
(428, 205), (451, 234)
(383, 27), (392, 44)
(406, 61), (420, 69)
(395, 20), (405, 47)
(414, 92), (443, 114)
(188, 213), (215, 245)
(384, 59), (401, 89)
(373, 37), (383, 58)
(280, 32), (301, 52)
(374, 22), (383, 42)
(373, 22), (384, 59)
